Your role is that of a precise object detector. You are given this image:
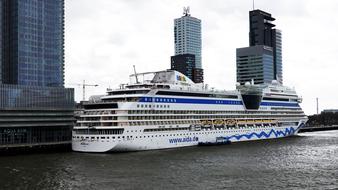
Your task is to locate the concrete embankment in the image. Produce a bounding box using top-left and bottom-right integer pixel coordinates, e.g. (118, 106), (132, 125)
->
(0, 141), (71, 155)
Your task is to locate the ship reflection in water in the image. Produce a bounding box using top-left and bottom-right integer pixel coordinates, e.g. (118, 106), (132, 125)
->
(0, 130), (337, 189)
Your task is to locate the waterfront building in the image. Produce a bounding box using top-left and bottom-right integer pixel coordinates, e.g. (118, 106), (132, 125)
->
(171, 54), (195, 82)
(174, 8), (202, 69)
(0, 0), (74, 150)
(171, 7), (204, 82)
(249, 9), (275, 47)
(273, 29), (283, 83)
(192, 68), (204, 84)
(236, 45), (274, 85)
(237, 9), (282, 85)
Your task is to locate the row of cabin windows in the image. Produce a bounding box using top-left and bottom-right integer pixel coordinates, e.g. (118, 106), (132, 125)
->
(77, 122), (118, 127)
(144, 127), (189, 132)
(128, 115), (299, 122)
(127, 110), (304, 115)
(85, 110), (115, 115)
(80, 117), (118, 121)
(137, 104), (170, 109)
(73, 129), (124, 135)
(129, 120), (197, 126)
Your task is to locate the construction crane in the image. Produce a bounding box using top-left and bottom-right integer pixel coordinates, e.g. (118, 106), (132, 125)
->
(69, 80), (98, 101)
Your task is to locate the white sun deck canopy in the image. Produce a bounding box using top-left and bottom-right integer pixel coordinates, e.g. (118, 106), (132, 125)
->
(128, 70), (205, 91)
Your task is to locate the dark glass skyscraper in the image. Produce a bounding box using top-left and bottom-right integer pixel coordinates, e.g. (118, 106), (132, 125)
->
(0, 0), (74, 150)
(171, 54), (195, 81)
(236, 9), (283, 85)
(248, 9), (283, 83)
(1, 0), (64, 87)
(249, 10), (275, 47)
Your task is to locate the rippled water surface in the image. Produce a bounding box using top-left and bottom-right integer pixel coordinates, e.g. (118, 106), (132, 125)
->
(1, 131), (337, 190)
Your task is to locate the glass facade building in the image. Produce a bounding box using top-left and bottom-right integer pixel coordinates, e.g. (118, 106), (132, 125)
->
(0, 0), (3, 84)
(0, 0), (74, 150)
(236, 9), (283, 85)
(273, 29), (283, 83)
(236, 45), (274, 85)
(0, 84), (73, 110)
(1, 0), (64, 87)
(171, 54), (195, 82)
(249, 10), (275, 48)
(174, 11), (202, 69)
(172, 9), (204, 83)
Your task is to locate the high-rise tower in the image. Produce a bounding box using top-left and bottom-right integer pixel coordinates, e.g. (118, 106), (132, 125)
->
(0, 0), (74, 150)
(236, 9), (283, 85)
(171, 7), (203, 83)
(1, 0), (64, 87)
(249, 10), (275, 47)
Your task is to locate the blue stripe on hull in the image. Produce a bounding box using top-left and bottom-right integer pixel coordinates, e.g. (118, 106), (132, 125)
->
(223, 127), (298, 141)
(139, 96), (299, 107)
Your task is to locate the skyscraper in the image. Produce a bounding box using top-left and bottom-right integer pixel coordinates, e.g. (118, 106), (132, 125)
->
(171, 7), (203, 83)
(249, 9), (275, 47)
(273, 29), (283, 82)
(0, 0), (74, 150)
(236, 9), (283, 85)
(1, 0), (64, 86)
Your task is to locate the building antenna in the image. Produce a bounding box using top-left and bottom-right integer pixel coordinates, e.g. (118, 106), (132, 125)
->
(183, 6), (190, 16)
(252, 0), (255, 10)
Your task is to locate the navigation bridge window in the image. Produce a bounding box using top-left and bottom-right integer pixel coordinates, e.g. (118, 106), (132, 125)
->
(241, 94), (262, 110)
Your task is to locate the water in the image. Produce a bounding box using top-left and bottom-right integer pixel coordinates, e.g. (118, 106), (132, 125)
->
(0, 130), (337, 190)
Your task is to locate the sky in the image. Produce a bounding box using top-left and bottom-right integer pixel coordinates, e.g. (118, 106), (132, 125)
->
(64, 0), (338, 115)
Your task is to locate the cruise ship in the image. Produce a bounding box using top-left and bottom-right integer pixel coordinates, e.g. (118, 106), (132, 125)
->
(72, 70), (307, 152)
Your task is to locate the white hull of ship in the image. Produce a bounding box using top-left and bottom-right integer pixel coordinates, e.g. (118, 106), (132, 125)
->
(72, 122), (305, 153)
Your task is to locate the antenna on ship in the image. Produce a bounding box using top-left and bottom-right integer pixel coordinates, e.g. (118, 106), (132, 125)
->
(133, 65), (139, 84)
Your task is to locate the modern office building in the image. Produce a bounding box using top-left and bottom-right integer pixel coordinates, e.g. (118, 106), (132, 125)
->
(171, 54), (195, 81)
(249, 9), (275, 47)
(0, 0), (74, 150)
(174, 8), (202, 69)
(273, 29), (282, 83)
(1, 0), (64, 86)
(171, 54), (204, 83)
(237, 9), (283, 85)
(172, 7), (204, 82)
(237, 45), (274, 85)
(192, 68), (204, 84)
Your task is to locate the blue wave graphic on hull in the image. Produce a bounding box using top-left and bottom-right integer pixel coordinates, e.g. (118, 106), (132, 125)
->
(223, 127), (299, 141)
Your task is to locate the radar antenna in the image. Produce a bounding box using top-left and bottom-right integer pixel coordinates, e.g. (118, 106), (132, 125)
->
(183, 6), (190, 16)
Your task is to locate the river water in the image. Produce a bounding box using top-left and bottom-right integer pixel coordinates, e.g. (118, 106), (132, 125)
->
(0, 130), (337, 190)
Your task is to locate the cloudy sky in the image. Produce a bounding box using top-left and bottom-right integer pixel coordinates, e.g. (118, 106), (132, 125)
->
(64, 0), (338, 115)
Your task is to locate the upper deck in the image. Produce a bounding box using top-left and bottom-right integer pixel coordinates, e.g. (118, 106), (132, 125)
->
(81, 70), (302, 113)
